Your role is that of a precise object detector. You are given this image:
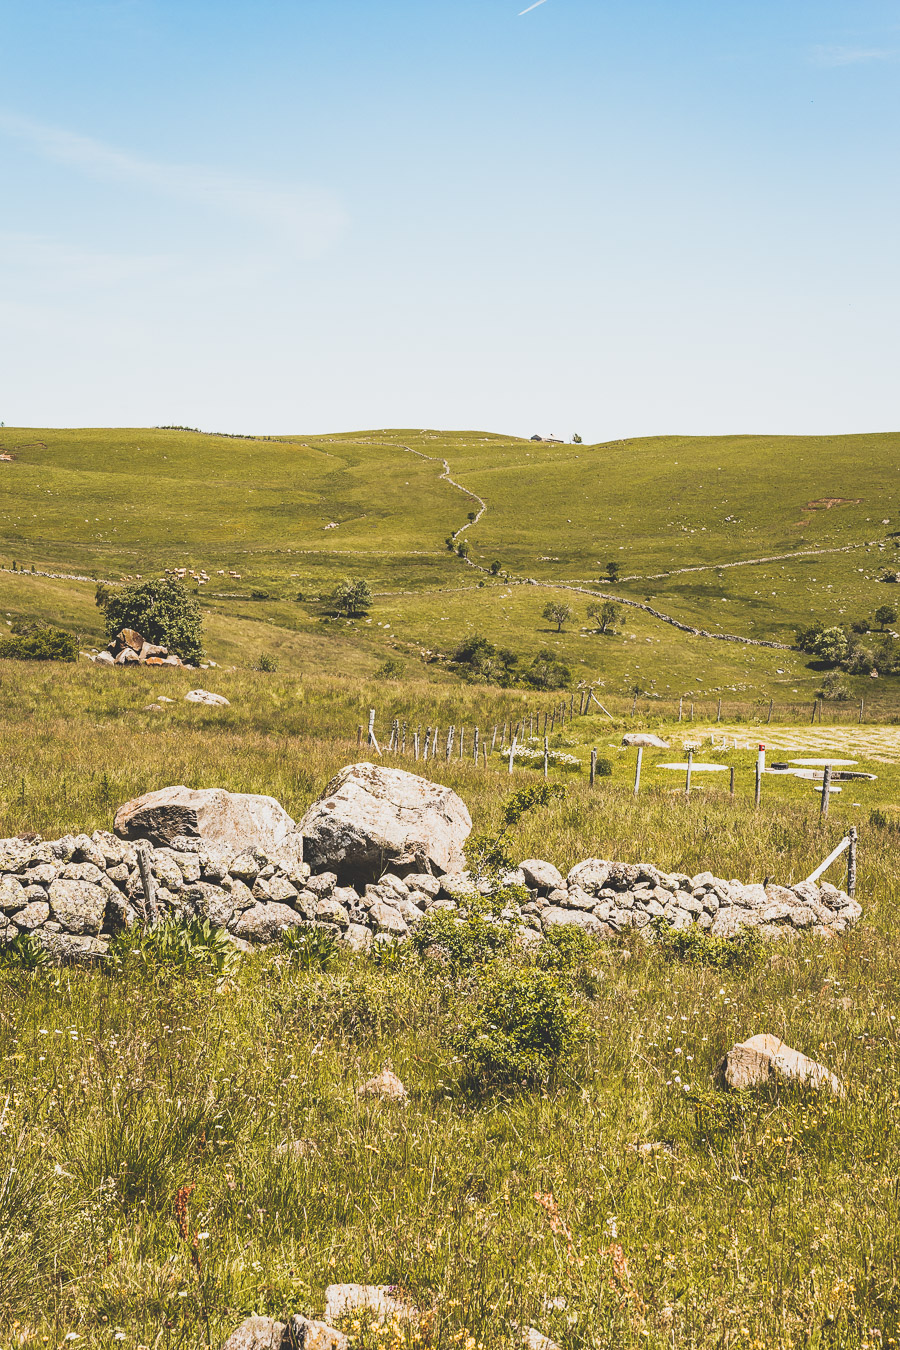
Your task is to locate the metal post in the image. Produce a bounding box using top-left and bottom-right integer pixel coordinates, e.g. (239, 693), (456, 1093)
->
(820, 765), (832, 820)
(848, 825), (858, 897)
(590, 747), (597, 786)
(755, 743), (765, 808)
(633, 746), (643, 796)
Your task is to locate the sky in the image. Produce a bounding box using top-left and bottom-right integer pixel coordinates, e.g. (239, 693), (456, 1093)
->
(1, 0), (899, 441)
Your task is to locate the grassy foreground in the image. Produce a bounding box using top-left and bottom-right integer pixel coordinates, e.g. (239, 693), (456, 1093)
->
(2, 660), (900, 1348)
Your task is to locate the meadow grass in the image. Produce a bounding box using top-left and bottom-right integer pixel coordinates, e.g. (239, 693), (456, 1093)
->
(2, 426), (899, 704)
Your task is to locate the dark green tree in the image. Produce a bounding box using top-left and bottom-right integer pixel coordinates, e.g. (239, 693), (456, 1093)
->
(330, 578), (373, 617)
(96, 577), (204, 663)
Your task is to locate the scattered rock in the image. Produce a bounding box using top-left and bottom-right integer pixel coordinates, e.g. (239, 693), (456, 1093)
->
(519, 859), (565, 892)
(184, 689), (230, 706)
(720, 1033), (844, 1096)
(299, 763), (471, 884)
(622, 733), (669, 749)
(220, 1317), (286, 1350)
(358, 1066), (408, 1101)
(323, 1286), (418, 1325)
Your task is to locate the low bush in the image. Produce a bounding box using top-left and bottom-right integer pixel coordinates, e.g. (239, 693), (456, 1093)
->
(412, 890), (518, 971)
(0, 932), (51, 970)
(0, 627), (77, 662)
(650, 916), (765, 970)
(254, 652), (278, 672)
(453, 964), (586, 1088)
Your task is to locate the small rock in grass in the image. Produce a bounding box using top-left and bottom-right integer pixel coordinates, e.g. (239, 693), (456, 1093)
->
(184, 689), (230, 707)
(358, 1066), (407, 1101)
(521, 1329), (561, 1350)
(720, 1033), (844, 1096)
(220, 1317), (286, 1350)
(323, 1285), (418, 1324)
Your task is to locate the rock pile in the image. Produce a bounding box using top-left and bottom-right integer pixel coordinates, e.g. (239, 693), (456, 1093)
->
(0, 764), (861, 962)
(91, 627), (188, 667)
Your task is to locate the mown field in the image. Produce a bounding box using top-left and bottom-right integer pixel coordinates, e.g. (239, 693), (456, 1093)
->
(2, 664), (900, 1349)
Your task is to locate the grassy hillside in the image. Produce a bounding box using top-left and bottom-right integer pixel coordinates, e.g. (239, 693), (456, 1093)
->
(1, 425), (899, 702)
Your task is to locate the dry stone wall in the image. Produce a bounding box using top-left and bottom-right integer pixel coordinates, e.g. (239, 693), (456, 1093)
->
(0, 832), (861, 964)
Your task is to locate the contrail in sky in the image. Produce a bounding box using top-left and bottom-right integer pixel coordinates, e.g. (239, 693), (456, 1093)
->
(519, 0), (550, 13)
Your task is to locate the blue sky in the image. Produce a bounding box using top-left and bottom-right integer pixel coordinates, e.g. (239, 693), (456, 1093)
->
(1, 0), (899, 440)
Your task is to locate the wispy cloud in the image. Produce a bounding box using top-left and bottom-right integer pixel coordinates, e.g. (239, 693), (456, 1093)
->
(0, 112), (348, 256)
(809, 44), (897, 68)
(519, 0), (550, 14)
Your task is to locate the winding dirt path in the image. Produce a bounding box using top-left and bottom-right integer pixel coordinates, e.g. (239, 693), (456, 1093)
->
(393, 442), (796, 651)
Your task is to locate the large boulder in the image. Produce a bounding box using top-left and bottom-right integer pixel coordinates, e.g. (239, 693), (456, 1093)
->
(113, 785), (296, 851)
(719, 1033), (844, 1096)
(298, 763), (471, 884)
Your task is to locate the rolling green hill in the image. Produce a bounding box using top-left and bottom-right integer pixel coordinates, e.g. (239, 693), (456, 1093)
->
(1, 425), (898, 706)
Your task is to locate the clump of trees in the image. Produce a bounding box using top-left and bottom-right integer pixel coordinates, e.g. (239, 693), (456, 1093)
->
(329, 579), (373, 617)
(95, 577), (204, 664)
(796, 613), (899, 678)
(451, 634), (571, 689)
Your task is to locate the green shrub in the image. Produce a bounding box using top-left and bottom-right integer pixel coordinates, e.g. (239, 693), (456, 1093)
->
(650, 917), (764, 970)
(375, 656), (405, 680)
(594, 756), (614, 777)
(96, 577), (203, 663)
(0, 627), (77, 662)
(255, 652), (278, 672)
(536, 923), (606, 996)
(412, 891), (517, 971)
(105, 918), (239, 979)
(453, 965), (586, 1088)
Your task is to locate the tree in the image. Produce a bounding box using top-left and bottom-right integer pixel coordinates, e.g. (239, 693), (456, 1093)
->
(810, 627), (850, 667)
(467, 510), (477, 522)
(489, 560), (502, 575)
(330, 578), (373, 617)
(587, 599), (620, 634)
(605, 561), (620, 583)
(572, 434), (582, 444)
(96, 577), (204, 663)
(875, 603), (898, 630)
(542, 601), (572, 632)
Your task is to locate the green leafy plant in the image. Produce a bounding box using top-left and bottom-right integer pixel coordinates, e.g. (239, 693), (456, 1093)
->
(375, 656), (405, 680)
(0, 932), (52, 971)
(280, 925), (338, 971)
(453, 965), (586, 1088)
(466, 782), (566, 877)
(95, 577), (204, 663)
(412, 889), (520, 972)
(106, 918), (240, 979)
(254, 652), (278, 672)
(650, 916), (764, 970)
(329, 578), (373, 617)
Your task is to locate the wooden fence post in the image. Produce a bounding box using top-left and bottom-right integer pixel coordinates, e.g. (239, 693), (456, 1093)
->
(767, 699), (774, 724)
(136, 842), (158, 929)
(820, 765), (832, 820)
(423, 727), (431, 759)
(633, 747), (643, 796)
(459, 727), (465, 760)
(810, 700), (817, 725)
(402, 722), (407, 755)
(368, 709), (382, 756)
(357, 725), (363, 750)
(848, 825), (858, 897)
(445, 727), (454, 761)
(689, 702), (694, 722)
(473, 728), (480, 762)
(543, 737), (549, 779)
(678, 697), (683, 723)
(685, 748), (693, 796)
(716, 698), (722, 723)
(508, 736), (517, 774)
(590, 748), (597, 787)
(491, 726), (498, 753)
(414, 729), (420, 761)
(859, 699), (865, 724)
(729, 766), (735, 796)
(754, 745), (764, 809)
